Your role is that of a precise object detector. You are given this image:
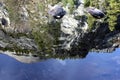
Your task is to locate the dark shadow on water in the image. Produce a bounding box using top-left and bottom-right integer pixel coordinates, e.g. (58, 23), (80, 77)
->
(0, 48), (120, 80)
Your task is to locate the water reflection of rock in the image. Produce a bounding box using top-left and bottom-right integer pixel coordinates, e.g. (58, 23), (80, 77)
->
(0, 51), (40, 63)
(0, 0), (120, 63)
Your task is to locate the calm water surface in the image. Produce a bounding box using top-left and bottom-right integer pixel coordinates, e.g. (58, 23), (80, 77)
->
(0, 48), (120, 80)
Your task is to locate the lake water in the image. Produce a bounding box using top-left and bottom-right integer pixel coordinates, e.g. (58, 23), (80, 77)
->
(0, 48), (120, 80)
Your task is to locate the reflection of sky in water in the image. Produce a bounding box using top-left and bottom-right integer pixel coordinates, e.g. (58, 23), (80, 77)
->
(0, 48), (120, 80)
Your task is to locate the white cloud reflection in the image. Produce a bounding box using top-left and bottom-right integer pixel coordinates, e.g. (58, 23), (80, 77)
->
(112, 56), (120, 64)
(56, 59), (66, 66)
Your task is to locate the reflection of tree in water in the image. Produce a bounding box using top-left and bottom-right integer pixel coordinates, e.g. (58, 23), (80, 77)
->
(10, 0), (120, 59)
(0, 0), (120, 63)
(115, 15), (120, 31)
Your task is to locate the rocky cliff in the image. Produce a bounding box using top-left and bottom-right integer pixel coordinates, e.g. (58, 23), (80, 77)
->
(0, 0), (120, 63)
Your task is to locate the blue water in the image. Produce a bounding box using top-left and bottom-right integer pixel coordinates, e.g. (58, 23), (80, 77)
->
(0, 48), (120, 80)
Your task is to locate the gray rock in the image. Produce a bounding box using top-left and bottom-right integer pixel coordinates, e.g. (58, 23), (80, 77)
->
(19, 5), (29, 21)
(0, 2), (10, 28)
(60, 3), (88, 50)
(1, 51), (40, 63)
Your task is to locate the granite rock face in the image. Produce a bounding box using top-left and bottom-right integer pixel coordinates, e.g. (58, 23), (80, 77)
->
(0, 2), (10, 28)
(0, 0), (120, 63)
